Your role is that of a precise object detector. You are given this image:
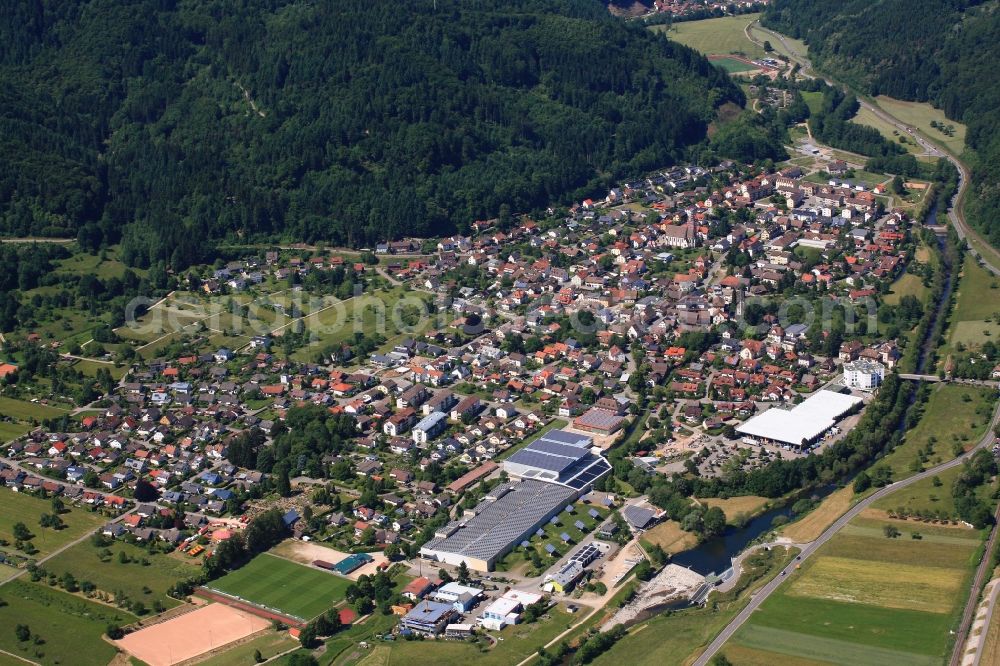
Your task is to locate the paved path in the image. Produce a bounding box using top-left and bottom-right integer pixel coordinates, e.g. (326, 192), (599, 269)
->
(694, 397), (1000, 666)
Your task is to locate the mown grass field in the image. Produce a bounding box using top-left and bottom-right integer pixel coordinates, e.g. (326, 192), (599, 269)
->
(0, 488), (105, 558)
(883, 272), (927, 306)
(952, 255), (1000, 322)
(748, 23), (808, 61)
(654, 14), (766, 58)
(781, 486), (855, 543)
(702, 495), (770, 520)
(289, 288), (435, 362)
(640, 519), (699, 555)
(873, 463), (995, 518)
(207, 553), (350, 621)
(874, 95), (967, 156)
(852, 105), (916, 152)
(0, 396), (68, 422)
(44, 539), (201, 610)
(0, 580), (135, 665)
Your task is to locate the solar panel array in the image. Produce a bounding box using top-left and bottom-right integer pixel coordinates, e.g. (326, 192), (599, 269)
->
(505, 428), (612, 490)
(421, 479), (575, 565)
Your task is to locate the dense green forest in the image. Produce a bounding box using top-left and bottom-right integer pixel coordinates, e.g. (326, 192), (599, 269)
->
(0, 0), (741, 268)
(762, 0), (1000, 247)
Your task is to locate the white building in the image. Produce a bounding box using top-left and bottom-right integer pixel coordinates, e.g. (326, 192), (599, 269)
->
(844, 359), (885, 391)
(479, 590), (543, 630)
(413, 411), (448, 444)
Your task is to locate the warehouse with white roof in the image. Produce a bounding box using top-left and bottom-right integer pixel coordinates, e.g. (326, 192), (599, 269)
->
(736, 390), (863, 449)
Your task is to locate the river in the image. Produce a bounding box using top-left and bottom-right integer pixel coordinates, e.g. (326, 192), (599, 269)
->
(667, 203), (954, 578)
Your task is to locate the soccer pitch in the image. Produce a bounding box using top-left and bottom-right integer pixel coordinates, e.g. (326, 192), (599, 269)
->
(207, 553), (351, 621)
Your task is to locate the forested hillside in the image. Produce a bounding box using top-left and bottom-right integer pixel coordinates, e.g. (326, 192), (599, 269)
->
(0, 0), (741, 268)
(762, 0), (1000, 248)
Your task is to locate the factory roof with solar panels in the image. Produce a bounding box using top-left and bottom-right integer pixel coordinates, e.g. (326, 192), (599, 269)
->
(503, 429), (612, 491)
(419, 479), (577, 571)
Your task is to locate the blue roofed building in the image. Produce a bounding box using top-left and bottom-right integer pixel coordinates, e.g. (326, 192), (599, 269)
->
(503, 429), (611, 491)
(400, 600), (457, 635)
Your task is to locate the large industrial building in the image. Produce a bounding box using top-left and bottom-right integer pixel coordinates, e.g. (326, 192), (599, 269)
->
(736, 390), (863, 449)
(419, 479), (577, 571)
(503, 429), (612, 491)
(420, 429), (611, 572)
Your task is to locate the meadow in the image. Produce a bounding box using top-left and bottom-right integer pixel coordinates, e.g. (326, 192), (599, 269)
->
(654, 14), (766, 58)
(198, 630), (299, 666)
(640, 519), (698, 555)
(878, 384), (994, 478)
(207, 553), (351, 621)
(874, 96), (967, 157)
(883, 272), (927, 306)
(0, 488), (105, 558)
(780, 486), (855, 543)
(0, 396), (68, 422)
(0, 580), (135, 665)
(702, 495), (770, 519)
(44, 539), (201, 611)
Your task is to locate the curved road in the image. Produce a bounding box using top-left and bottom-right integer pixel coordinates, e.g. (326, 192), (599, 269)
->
(695, 397), (1000, 666)
(747, 20), (1000, 276)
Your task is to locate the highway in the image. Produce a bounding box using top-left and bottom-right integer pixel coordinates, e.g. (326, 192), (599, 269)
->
(694, 397), (1000, 666)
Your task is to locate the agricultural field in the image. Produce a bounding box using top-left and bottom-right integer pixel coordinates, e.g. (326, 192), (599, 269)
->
(206, 553), (351, 622)
(723, 487), (984, 664)
(0, 488), (106, 558)
(43, 539), (201, 611)
(653, 14), (766, 59)
(0, 580), (135, 665)
(874, 96), (967, 157)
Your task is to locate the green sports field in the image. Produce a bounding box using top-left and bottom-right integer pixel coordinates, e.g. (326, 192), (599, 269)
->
(206, 553), (350, 621)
